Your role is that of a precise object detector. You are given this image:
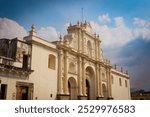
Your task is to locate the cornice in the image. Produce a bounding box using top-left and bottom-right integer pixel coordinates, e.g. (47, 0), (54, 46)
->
(57, 44), (111, 69)
(111, 69), (129, 79)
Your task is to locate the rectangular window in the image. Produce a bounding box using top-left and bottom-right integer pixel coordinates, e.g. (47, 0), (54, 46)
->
(23, 55), (28, 69)
(0, 84), (7, 99)
(48, 54), (56, 70)
(119, 78), (122, 86)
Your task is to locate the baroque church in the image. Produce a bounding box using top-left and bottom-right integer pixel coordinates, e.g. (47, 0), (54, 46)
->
(0, 21), (130, 100)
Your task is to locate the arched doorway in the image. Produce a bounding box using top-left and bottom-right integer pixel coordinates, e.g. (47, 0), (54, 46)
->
(102, 84), (107, 99)
(68, 77), (77, 100)
(85, 66), (95, 100)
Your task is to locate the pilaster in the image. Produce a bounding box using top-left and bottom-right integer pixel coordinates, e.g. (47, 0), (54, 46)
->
(64, 51), (69, 94)
(106, 68), (112, 99)
(78, 29), (82, 53)
(99, 66), (102, 97)
(95, 40), (98, 60)
(108, 69), (113, 98)
(97, 41), (100, 61)
(82, 58), (86, 96)
(78, 56), (82, 95)
(96, 64), (100, 98)
(58, 49), (63, 94)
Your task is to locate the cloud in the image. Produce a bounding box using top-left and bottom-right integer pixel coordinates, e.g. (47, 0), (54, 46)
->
(91, 16), (150, 91)
(0, 18), (59, 42)
(114, 17), (125, 26)
(0, 18), (27, 39)
(134, 17), (150, 27)
(91, 16), (134, 49)
(133, 18), (150, 41)
(134, 28), (150, 41)
(91, 16), (150, 49)
(37, 26), (59, 42)
(98, 13), (111, 23)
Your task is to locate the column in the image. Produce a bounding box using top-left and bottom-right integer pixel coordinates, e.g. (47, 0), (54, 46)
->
(108, 69), (112, 98)
(81, 31), (84, 54)
(64, 51), (69, 94)
(78, 57), (82, 95)
(106, 68), (112, 99)
(82, 58), (86, 95)
(99, 66), (102, 97)
(83, 38), (86, 54)
(97, 41), (100, 61)
(96, 64), (100, 98)
(95, 40), (98, 60)
(58, 49), (63, 94)
(78, 29), (82, 53)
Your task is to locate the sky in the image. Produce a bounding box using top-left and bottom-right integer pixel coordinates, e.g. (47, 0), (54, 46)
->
(0, 0), (150, 91)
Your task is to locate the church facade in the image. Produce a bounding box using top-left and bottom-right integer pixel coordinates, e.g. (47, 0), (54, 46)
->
(0, 21), (130, 100)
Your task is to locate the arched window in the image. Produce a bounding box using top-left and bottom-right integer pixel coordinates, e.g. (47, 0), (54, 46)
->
(87, 40), (92, 57)
(48, 54), (56, 70)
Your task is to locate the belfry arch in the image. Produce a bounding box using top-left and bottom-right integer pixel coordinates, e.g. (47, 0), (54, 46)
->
(85, 66), (95, 99)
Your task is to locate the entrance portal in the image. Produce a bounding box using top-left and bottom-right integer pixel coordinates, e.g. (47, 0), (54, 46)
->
(16, 82), (33, 100)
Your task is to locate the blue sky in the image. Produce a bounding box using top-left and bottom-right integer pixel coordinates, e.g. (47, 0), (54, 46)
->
(0, 0), (150, 91)
(1, 0), (149, 29)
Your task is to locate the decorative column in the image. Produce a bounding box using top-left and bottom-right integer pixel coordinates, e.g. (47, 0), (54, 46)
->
(81, 58), (87, 99)
(106, 68), (112, 99)
(78, 57), (82, 96)
(64, 51), (69, 95)
(99, 65), (103, 98)
(78, 28), (82, 53)
(83, 38), (86, 54)
(97, 40), (100, 61)
(82, 31), (85, 54)
(58, 49), (63, 94)
(96, 64), (100, 99)
(95, 40), (98, 60)
(108, 69), (113, 99)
